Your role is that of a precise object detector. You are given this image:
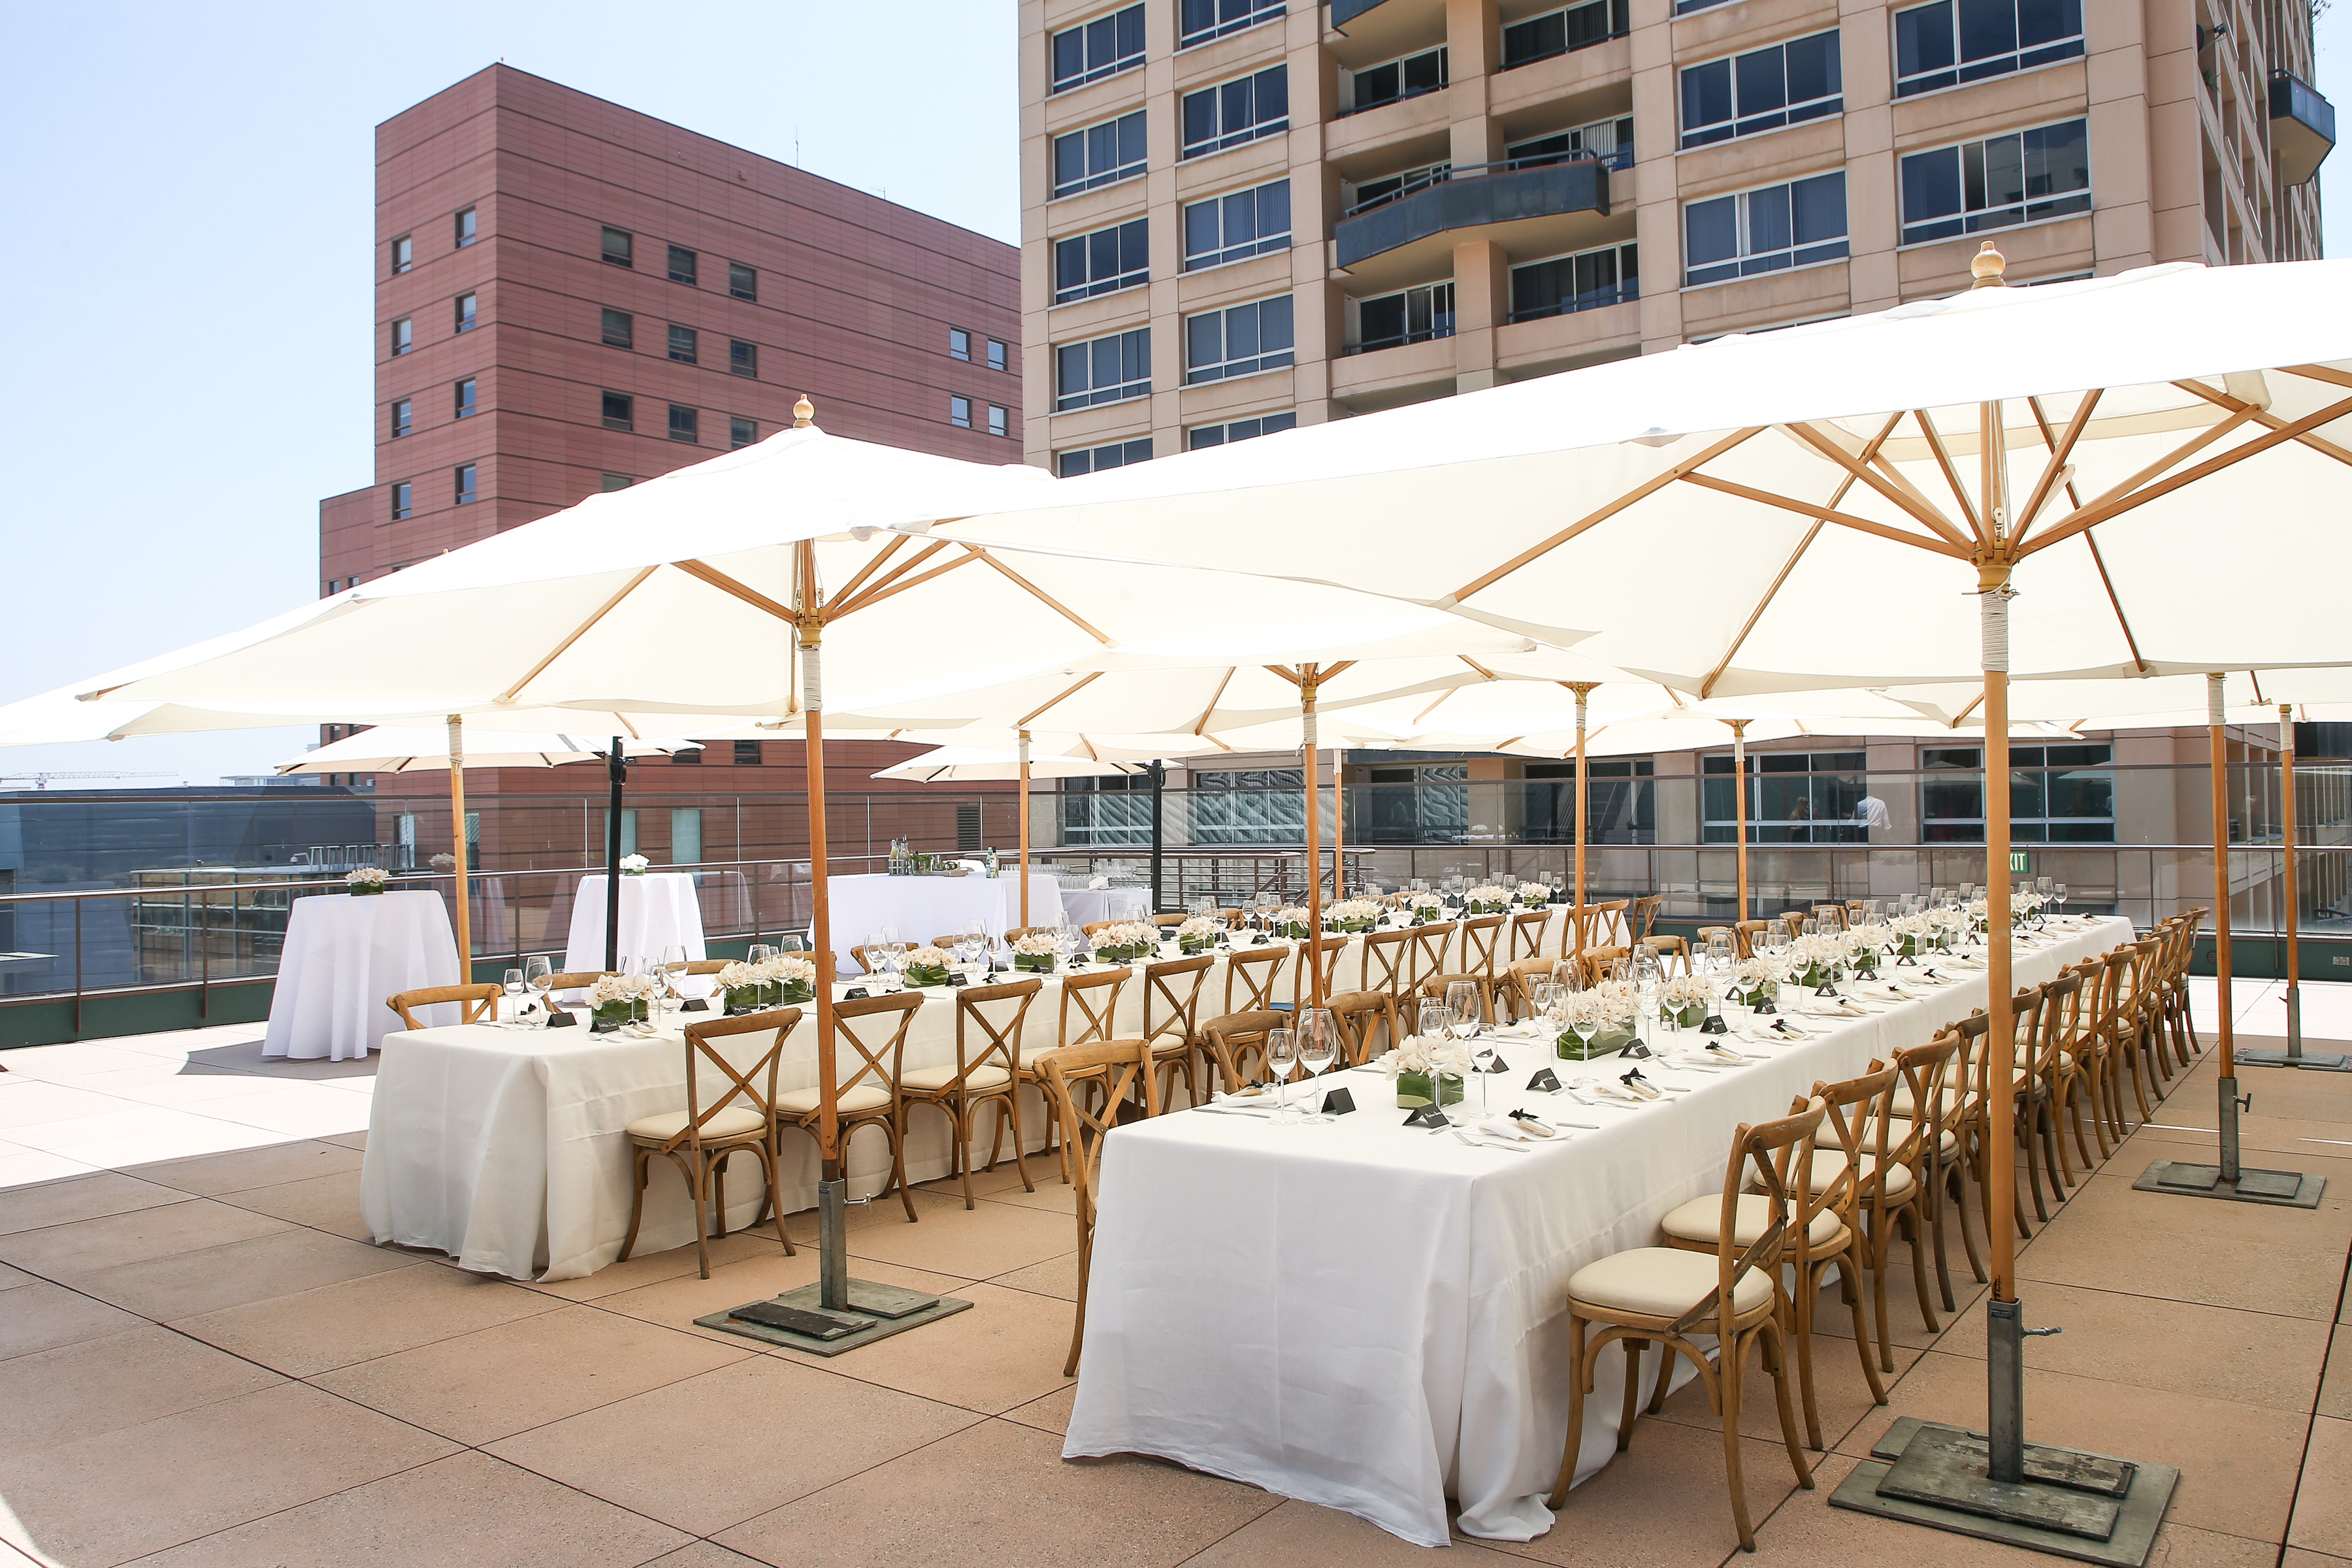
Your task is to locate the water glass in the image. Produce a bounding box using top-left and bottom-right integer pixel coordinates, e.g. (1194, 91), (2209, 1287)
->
(1266, 1028), (1299, 1117)
(502, 968), (525, 1023)
(1417, 1000), (1453, 1043)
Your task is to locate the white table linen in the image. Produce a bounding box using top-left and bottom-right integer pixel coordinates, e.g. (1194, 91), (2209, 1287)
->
(1062, 917), (2134, 1547)
(1059, 887), (1154, 926)
(264, 890), (460, 1062)
(564, 874), (707, 973)
(824, 872), (1065, 970)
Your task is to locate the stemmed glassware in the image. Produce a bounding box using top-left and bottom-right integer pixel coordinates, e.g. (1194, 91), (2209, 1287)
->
(1299, 1009), (1338, 1091)
(502, 968), (525, 1025)
(2052, 882), (2068, 921)
(524, 956), (553, 1022)
(1266, 1028), (1299, 1119)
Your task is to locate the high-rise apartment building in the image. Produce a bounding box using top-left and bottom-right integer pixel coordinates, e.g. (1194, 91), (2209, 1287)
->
(1017, 0), (2329, 474)
(322, 64), (1024, 589)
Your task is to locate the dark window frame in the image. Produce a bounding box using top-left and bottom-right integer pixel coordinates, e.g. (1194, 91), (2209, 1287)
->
(602, 390), (634, 431)
(1181, 67), (1288, 159)
(1347, 46), (1448, 116)
(601, 226), (634, 267)
(1352, 281), (1454, 353)
(729, 415), (757, 449)
(1054, 218), (1150, 304)
(728, 338), (757, 377)
(600, 308), (634, 348)
(1502, 0), (1630, 68)
(454, 377), (477, 418)
(667, 245), (698, 286)
(949, 327), (972, 361)
(1057, 438), (1152, 476)
(454, 291), (478, 332)
(668, 404), (700, 443)
(454, 206), (478, 248)
(1678, 30), (1844, 149)
(390, 235), (412, 275)
(1053, 109), (1149, 196)
(453, 463), (478, 504)
(1184, 295), (1296, 384)
(1051, 3), (1146, 91)
(390, 398), (412, 438)
(1183, 178), (1293, 269)
(727, 261), (757, 301)
(1682, 170), (1850, 286)
(668, 323), (698, 365)
(390, 317), (413, 356)
(390, 481), (412, 521)
(1054, 327), (1152, 410)
(950, 395), (973, 429)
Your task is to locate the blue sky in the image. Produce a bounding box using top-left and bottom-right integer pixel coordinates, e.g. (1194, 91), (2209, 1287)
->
(0, 1), (2344, 787)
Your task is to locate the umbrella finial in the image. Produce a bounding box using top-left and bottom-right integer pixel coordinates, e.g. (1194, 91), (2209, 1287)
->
(1970, 242), (2007, 287)
(793, 395), (816, 428)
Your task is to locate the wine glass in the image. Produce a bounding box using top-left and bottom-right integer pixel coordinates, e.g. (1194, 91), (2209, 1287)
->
(1418, 1000), (1452, 1044)
(1446, 980), (1483, 1042)
(502, 968), (525, 1025)
(1266, 1028), (1299, 1119)
(524, 955), (553, 1021)
(2052, 882), (2069, 921)
(1299, 1011), (1339, 1083)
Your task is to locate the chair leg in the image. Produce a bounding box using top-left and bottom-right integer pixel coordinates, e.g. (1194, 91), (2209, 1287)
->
(1904, 1205), (1938, 1333)
(1793, 1261), (1823, 1450)
(890, 1116), (919, 1223)
(1869, 1207), (1896, 1375)
(1838, 1243), (1889, 1406)
(1720, 1333), (1758, 1552)
(1760, 1318), (1814, 1489)
(1062, 1231), (1091, 1378)
(617, 1146), (651, 1263)
(711, 1151), (730, 1241)
(755, 1143), (787, 1258)
(1548, 1315), (1592, 1508)
(953, 1100), (977, 1211)
(1619, 1338), (1648, 1447)
(689, 1158), (711, 1281)
(1952, 1160), (1987, 1284)
(1003, 1091), (1036, 1194)
(1927, 1151), (1957, 1312)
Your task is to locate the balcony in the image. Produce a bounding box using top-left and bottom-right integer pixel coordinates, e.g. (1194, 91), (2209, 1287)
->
(2269, 70), (2336, 187)
(1334, 156), (1611, 270)
(1330, 0), (1391, 23)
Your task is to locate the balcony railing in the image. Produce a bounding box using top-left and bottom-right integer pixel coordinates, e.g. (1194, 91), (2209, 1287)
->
(1335, 155), (1610, 267)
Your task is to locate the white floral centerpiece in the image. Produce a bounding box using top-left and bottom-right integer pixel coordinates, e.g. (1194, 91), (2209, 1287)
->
(717, 960), (766, 1014)
(762, 953), (817, 1004)
(2010, 890), (2047, 928)
(1176, 915), (1222, 955)
(1659, 973), (1712, 1028)
(345, 866), (389, 896)
(1846, 922), (1891, 975)
(1094, 922), (1159, 962)
(619, 853), (651, 877)
(1269, 906), (1313, 940)
(1383, 1031), (1475, 1107)
(900, 945), (953, 988)
(1730, 955), (1780, 1005)
(1013, 930), (1061, 973)
(1891, 911), (1936, 958)
(1405, 891), (1446, 925)
(1556, 984), (1640, 1058)
(1327, 897), (1383, 934)
(1788, 932), (1846, 988)
(1516, 881), (1551, 908)
(587, 971), (656, 1026)
(1465, 883), (1511, 915)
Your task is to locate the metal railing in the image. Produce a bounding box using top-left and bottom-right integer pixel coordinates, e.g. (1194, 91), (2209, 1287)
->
(1341, 150), (1614, 218)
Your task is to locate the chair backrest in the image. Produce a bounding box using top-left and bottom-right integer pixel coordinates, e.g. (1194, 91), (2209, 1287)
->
(1811, 904), (1849, 931)
(2036, 971), (2085, 1078)
(953, 979), (1042, 1088)
(1418, 972), (1499, 1028)
(1141, 953), (1215, 1050)
(849, 944), (876, 975)
(1629, 894), (1665, 941)
(830, 992), (924, 1107)
(1732, 920), (1771, 958)
(1081, 919), (1124, 938)
(1038, 1039), (1161, 1237)
(1778, 911), (1809, 939)
(387, 983), (500, 1031)
(1459, 915), (1506, 976)
(2098, 947), (2137, 1042)
(544, 971), (613, 992)
(1509, 908), (1553, 963)
(1290, 934), (1348, 1007)
(1408, 922), (1456, 988)
(1005, 925), (1059, 945)
(1223, 943), (1288, 1013)
(1809, 1062), (1899, 1202)
(1325, 988), (1395, 1064)
(1640, 934), (1690, 976)
(1578, 944), (1631, 987)
(1592, 900), (1631, 947)
(1201, 1009), (1286, 1091)
(682, 958), (731, 975)
(1151, 913), (1188, 929)
(1059, 966), (1129, 1049)
(670, 1008), (801, 1151)
(1669, 1100), (1824, 1335)
(1886, 1031), (1962, 1162)
(1362, 928), (1417, 998)
(1502, 955), (1558, 1021)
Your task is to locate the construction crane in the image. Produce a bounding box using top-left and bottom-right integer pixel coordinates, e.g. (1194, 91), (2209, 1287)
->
(0, 771), (179, 791)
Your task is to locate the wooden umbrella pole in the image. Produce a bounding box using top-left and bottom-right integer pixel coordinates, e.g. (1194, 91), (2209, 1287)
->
(1301, 668), (1326, 1006)
(1568, 683), (1599, 907)
(2281, 704), (2303, 1058)
(1730, 719), (1750, 922)
(796, 536), (848, 1311)
(1332, 745), (1345, 902)
(2210, 676), (2242, 1182)
(446, 715), (471, 984)
(1018, 728), (1031, 928)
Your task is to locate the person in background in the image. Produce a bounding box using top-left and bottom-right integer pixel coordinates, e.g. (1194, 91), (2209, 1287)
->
(1854, 792), (1891, 842)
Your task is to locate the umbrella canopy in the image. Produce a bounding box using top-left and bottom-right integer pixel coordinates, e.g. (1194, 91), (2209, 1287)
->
(276, 728), (696, 774)
(872, 747), (1142, 783)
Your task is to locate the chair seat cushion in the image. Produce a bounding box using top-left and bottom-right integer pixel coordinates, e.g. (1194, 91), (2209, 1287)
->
(1805, 1149), (1918, 1199)
(900, 1062), (1011, 1092)
(776, 1083), (894, 1117)
(626, 1105), (767, 1142)
(1569, 1247), (1774, 1320)
(1659, 1193), (1842, 1249)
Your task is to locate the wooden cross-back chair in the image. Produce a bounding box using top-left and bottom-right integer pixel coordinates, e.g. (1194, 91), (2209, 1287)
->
(387, 983), (500, 1031)
(1324, 988), (1396, 1064)
(1803, 1061), (1913, 1377)
(1223, 943), (1288, 1015)
(1039, 1039), (1162, 1377)
(619, 1009), (797, 1280)
(1810, 904), (1850, 932)
(1283, 934), (1348, 1014)
(542, 971), (614, 994)
(1015, 967), (1130, 1181)
(1201, 1009), (1286, 1094)
(1004, 925), (1061, 946)
(1549, 1100), (1822, 1552)
(1590, 900), (1631, 947)
(902, 978), (1037, 1210)
(1501, 956), (1560, 1024)
(1418, 972), (1501, 1030)
(1733, 920), (1772, 958)
(2160, 911), (2204, 1064)
(1408, 921), (1457, 994)
(1640, 934), (1691, 977)
(777, 992), (921, 1223)
(1509, 908), (1554, 964)
(2033, 970), (2096, 1198)
(1360, 928), (1418, 1007)
(1577, 945), (1631, 988)
(1459, 915), (1507, 979)
(1141, 954), (1214, 1109)
(1628, 894), (1665, 941)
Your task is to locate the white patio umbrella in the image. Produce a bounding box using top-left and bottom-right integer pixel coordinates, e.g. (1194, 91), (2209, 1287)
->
(870, 747), (1145, 782)
(276, 728), (697, 773)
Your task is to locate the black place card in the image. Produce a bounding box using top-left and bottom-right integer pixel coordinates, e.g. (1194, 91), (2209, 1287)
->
(545, 1010), (578, 1028)
(1699, 1013), (1729, 1035)
(946, 973), (968, 987)
(1320, 1086), (1356, 1116)
(1402, 1103), (1450, 1129)
(1526, 1067), (1562, 1092)
(681, 998), (710, 1012)
(843, 987), (870, 1000)
(1478, 1054), (1511, 1075)
(589, 1017), (619, 1034)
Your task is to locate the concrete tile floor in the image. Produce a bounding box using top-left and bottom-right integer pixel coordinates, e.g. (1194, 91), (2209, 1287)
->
(0, 987), (2347, 1565)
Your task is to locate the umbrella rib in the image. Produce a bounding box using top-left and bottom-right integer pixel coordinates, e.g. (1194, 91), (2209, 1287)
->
(2172, 378), (2352, 470)
(1413, 688), (1458, 725)
(497, 565), (660, 701)
(1449, 427), (1767, 602)
(1698, 521), (1823, 699)
(1458, 656), (1502, 681)
(828, 534), (913, 608)
(2008, 390), (2101, 546)
(2250, 671), (2268, 705)
(2023, 394), (2352, 555)
(1784, 422), (1972, 549)
(2033, 406), (2260, 535)
(673, 559), (794, 622)
(1192, 668), (1239, 734)
(1910, 410), (1984, 538)
(2078, 529), (2149, 674)
(830, 540), (953, 617)
(2281, 363), (2352, 391)
(1676, 473), (1972, 557)
(954, 546), (1113, 644)
(1831, 412), (1910, 510)
(827, 551), (978, 617)
(1952, 692), (1985, 725)
(1018, 672), (1103, 727)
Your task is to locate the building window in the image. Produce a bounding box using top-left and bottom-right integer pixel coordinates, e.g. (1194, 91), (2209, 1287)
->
(454, 291), (478, 332)
(1345, 162), (1452, 216)
(1054, 218), (1149, 304)
(601, 473), (634, 491)
(1184, 178), (1292, 269)
(1051, 3), (1145, 91)
(728, 261), (757, 301)
(988, 404), (1008, 436)
(950, 327), (972, 361)
(602, 391), (634, 431)
(454, 463), (478, 504)
(730, 416), (757, 449)
(1183, 67), (1288, 158)
(667, 246), (698, 286)
(1056, 327), (1152, 410)
(729, 339), (757, 377)
(1354, 282), (1454, 353)
(390, 481), (412, 521)
(1508, 118), (1635, 172)
(1701, 751), (1855, 841)
(950, 395), (973, 429)
(390, 235), (412, 275)
(1683, 171), (1849, 285)
(390, 399), (412, 438)
(1916, 743), (2115, 841)
(1058, 438), (1152, 476)
(1503, 0), (1629, 68)
(454, 206), (478, 248)
(1188, 411), (1296, 448)
(668, 324), (698, 364)
(668, 404), (698, 442)
(1900, 118), (2089, 244)
(1680, 31), (1842, 148)
(1896, 0), (2083, 96)
(1186, 295), (1294, 384)
(1347, 47), (1446, 115)
(1509, 243), (1640, 321)
(1181, 0), (1284, 48)
(733, 740), (763, 765)
(601, 308), (633, 348)
(391, 318), (412, 356)
(987, 339), (1009, 372)
(454, 377), (477, 418)
(1053, 110), (1148, 197)
(601, 226), (634, 267)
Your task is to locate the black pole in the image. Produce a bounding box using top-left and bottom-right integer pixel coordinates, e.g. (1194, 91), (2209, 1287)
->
(1149, 759), (1168, 915)
(604, 738), (626, 972)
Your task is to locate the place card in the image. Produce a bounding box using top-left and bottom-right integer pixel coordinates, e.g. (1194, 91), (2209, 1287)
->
(1526, 1067), (1563, 1092)
(945, 974), (968, 987)
(843, 987), (870, 1000)
(1473, 1049), (1511, 1075)
(545, 1011), (578, 1028)
(681, 999), (710, 1012)
(1320, 1086), (1356, 1116)
(1402, 1103), (1450, 1129)
(589, 1018), (619, 1034)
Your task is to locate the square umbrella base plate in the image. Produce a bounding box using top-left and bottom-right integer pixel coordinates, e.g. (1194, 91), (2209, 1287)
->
(2131, 1161), (2325, 1207)
(1830, 1418), (2177, 1567)
(698, 1280), (971, 1356)
(2235, 1049), (2352, 1071)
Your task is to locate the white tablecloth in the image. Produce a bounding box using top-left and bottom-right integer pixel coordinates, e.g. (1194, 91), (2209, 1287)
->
(1062, 917), (2134, 1547)
(1059, 887), (1154, 926)
(564, 874), (706, 972)
(824, 872), (1065, 970)
(264, 890), (461, 1062)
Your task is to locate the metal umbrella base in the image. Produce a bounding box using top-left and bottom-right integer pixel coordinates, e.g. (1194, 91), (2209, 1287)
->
(2132, 1161), (2327, 1207)
(696, 1179), (972, 1356)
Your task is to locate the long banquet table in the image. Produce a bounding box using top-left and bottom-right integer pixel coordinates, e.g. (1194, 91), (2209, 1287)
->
(361, 907), (1556, 1280)
(1060, 915), (2136, 1548)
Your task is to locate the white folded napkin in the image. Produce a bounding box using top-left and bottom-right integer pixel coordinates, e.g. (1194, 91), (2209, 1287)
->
(1088, 875), (1109, 889)
(1475, 1113), (1563, 1141)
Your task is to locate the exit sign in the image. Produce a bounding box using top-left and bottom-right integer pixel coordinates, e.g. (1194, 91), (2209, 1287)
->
(2010, 851), (2031, 874)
